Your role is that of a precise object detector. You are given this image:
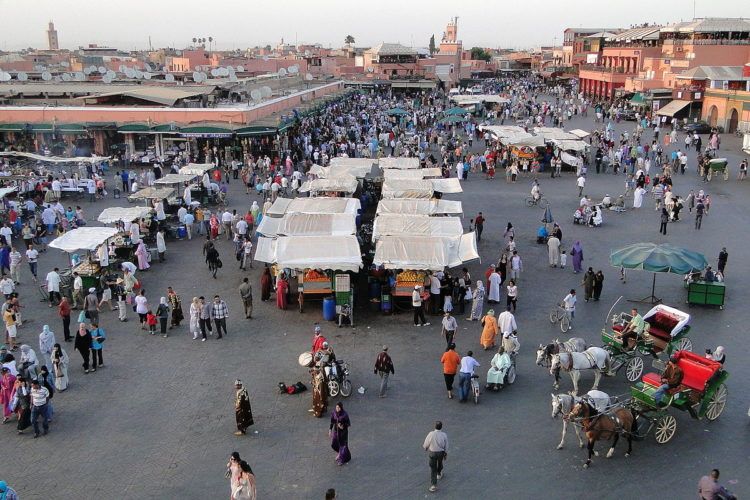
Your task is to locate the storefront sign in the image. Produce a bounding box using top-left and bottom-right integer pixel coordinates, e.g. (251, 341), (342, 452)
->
(179, 133), (233, 138)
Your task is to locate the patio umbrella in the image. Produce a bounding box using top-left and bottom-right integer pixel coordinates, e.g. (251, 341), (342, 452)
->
(541, 206), (554, 224)
(440, 115), (467, 124)
(444, 106), (469, 116)
(609, 243), (708, 303)
(386, 107), (408, 116)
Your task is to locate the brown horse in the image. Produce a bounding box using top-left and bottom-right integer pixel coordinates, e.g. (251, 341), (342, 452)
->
(570, 400), (635, 468)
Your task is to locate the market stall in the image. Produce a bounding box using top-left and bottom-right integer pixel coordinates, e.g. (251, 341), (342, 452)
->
(49, 227), (119, 292)
(256, 213), (356, 237)
(298, 175), (359, 196)
(323, 158), (378, 178)
(178, 163), (214, 176)
(381, 179), (433, 199)
(154, 173), (197, 185)
(128, 186), (176, 204)
(266, 197), (361, 217)
(382, 168), (442, 180)
(375, 199), (463, 216)
(379, 157), (420, 170)
(372, 214), (464, 240)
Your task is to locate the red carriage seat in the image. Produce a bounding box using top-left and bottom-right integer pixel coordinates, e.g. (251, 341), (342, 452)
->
(645, 310), (681, 341)
(642, 350), (720, 393)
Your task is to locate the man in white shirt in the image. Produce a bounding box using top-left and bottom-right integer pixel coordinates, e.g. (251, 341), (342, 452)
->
(0, 224), (12, 248)
(72, 272), (84, 309)
(183, 211), (195, 240)
(240, 238), (253, 270)
(45, 267), (62, 306)
(429, 273), (442, 315)
(30, 379), (51, 437)
(221, 210), (233, 240)
(497, 309), (517, 337)
(458, 351), (480, 402)
(51, 178), (62, 199)
(441, 311), (458, 346)
(423, 421), (449, 492)
(183, 184), (192, 205)
(236, 218), (248, 239)
(412, 285), (429, 327)
(177, 206), (188, 224)
(577, 175), (586, 197)
(563, 289), (577, 328)
(9, 247), (22, 284)
(510, 251), (523, 281)
(26, 245), (39, 282)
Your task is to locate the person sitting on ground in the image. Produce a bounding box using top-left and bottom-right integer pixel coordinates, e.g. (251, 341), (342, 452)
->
(601, 194), (612, 208)
(616, 308), (645, 351)
(536, 225), (548, 244)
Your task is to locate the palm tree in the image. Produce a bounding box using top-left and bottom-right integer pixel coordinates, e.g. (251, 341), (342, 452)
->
(344, 35), (355, 45)
(192, 37), (197, 45)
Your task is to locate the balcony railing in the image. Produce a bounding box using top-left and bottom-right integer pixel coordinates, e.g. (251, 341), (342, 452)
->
(579, 64), (632, 74)
(663, 38), (750, 46)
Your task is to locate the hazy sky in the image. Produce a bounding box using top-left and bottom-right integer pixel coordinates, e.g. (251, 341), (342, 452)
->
(0, 0), (746, 51)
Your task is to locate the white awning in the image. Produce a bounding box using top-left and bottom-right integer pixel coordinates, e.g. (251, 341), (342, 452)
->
(381, 179), (433, 199)
(49, 227), (119, 253)
(178, 163), (214, 175)
(568, 129), (591, 139)
(376, 199), (463, 216)
(379, 157), (420, 170)
(383, 168), (442, 180)
(254, 235), (362, 272)
(656, 100), (691, 117)
(154, 173), (196, 185)
(128, 187), (176, 200)
(553, 139), (589, 152)
(508, 135), (546, 148)
(97, 206), (153, 224)
(298, 175), (359, 194)
(372, 215), (464, 240)
(478, 125), (527, 139)
(0, 187), (17, 198)
(326, 158), (377, 178)
(373, 233), (479, 270)
(0, 152), (110, 163)
(266, 197), (361, 217)
(256, 213), (356, 237)
(430, 178), (463, 194)
(534, 127), (580, 141)
(561, 151), (583, 167)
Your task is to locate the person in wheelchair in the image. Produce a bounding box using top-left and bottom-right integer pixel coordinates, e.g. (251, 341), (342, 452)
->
(485, 346), (512, 391)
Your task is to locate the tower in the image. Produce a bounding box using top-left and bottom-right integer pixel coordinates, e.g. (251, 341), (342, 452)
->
(47, 21), (59, 50)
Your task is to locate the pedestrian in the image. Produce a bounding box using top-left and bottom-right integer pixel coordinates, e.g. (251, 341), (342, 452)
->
(233, 380), (254, 436)
(146, 310), (157, 335)
(560, 249), (567, 269)
(84, 287), (99, 325)
(275, 273), (289, 310)
(310, 365), (328, 418)
(563, 289), (577, 329)
(582, 268), (595, 302)
(593, 270), (605, 301)
(156, 228), (166, 262)
(506, 280), (518, 312)
(695, 199), (704, 230)
(26, 244), (39, 282)
(51, 343), (68, 391)
(240, 237), (253, 270)
(329, 402), (351, 465)
(238, 278), (253, 319)
(199, 296), (213, 340)
(422, 421), (448, 492)
(167, 287), (184, 328)
(135, 239), (150, 271)
(135, 289), (149, 329)
(717, 247), (728, 275)
(509, 250), (523, 281)
(577, 174), (585, 196)
(0, 481), (19, 500)
(479, 309), (498, 350)
(412, 285), (429, 327)
(3, 302), (17, 351)
(659, 207), (669, 235)
(226, 452), (242, 497)
(13, 375), (31, 434)
(232, 460), (257, 500)
(467, 280), (485, 321)
(156, 297), (170, 337)
(38, 324), (55, 379)
(698, 469), (734, 500)
(570, 241), (584, 273)
(45, 267), (61, 305)
(189, 297), (201, 340)
(441, 311), (457, 346)
(18, 344), (39, 381)
(74, 322), (92, 373)
(473, 212), (485, 241)
(440, 343), (460, 398)
(487, 267), (501, 304)
(547, 234), (560, 267)
(9, 246), (21, 284)
(212, 295), (229, 338)
(457, 350), (480, 403)
(206, 243), (221, 278)
(260, 266), (272, 301)
(29, 378), (50, 437)
(373, 345), (394, 398)
(0, 366), (15, 422)
(90, 322), (105, 369)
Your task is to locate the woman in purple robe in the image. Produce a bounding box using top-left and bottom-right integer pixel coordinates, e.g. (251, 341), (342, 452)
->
(571, 241), (584, 273)
(329, 402), (351, 465)
(134, 240), (151, 271)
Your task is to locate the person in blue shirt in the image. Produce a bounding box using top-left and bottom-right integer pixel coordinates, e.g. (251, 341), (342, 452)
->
(89, 323), (106, 371)
(120, 170), (129, 192)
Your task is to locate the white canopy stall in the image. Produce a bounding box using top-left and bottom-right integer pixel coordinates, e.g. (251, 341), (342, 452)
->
(373, 233), (479, 271)
(154, 173), (197, 185)
(266, 197), (361, 217)
(298, 175), (359, 195)
(382, 168), (442, 180)
(49, 227), (119, 252)
(0, 152), (110, 163)
(254, 235), (362, 272)
(376, 199), (463, 216)
(178, 163), (214, 176)
(97, 206), (153, 224)
(378, 157), (420, 170)
(381, 179), (433, 199)
(430, 178), (463, 194)
(0, 187), (17, 199)
(256, 213), (356, 237)
(325, 158), (378, 178)
(372, 215), (464, 240)
(553, 139), (589, 152)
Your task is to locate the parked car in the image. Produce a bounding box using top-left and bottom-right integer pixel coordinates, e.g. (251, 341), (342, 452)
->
(683, 121), (713, 134)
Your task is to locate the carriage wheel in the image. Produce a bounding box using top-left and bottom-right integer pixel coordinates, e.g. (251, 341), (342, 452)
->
(339, 380), (352, 397)
(723, 168), (729, 181)
(560, 315), (570, 333)
(506, 365), (517, 385)
(654, 415), (677, 444)
(327, 380), (340, 397)
(705, 383), (727, 421)
(625, 356), (644, 382)
(676, 338), (692, 352)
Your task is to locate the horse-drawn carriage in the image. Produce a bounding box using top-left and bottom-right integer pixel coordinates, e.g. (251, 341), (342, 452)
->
(705, 158), (729, 181)
(628, 350), (728, 444)
(602, 304), (693, 382)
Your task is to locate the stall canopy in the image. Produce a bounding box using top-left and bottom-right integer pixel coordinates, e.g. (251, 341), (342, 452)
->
(569, 129), (591, 139)
(430, 178), (463, 194)
(372, 215), (463, 240)
(254, 235), (362, 272)
(561, 152), (583, 168)
(325, 158), (378, 178)
(381, 179), (433, 199)
(128, 187), (176, 200)
(49, 227), (119, 252)
(534, 127), (580, 141)
(178, 163), (214, 175)
(379, 157), (420, 170)
(267, 197), (361, 217)
(154, 173), (196, 185)
(256, 213), (356, 237)
(373, 233), (479, 270)
(376, 199), (463, 216)
(478, 125), (527, 139)
(298, 175), (359, 195)
(383, 168), (442, 180)
(656, 100), (691, 117)
(97, 206), (153, 224)
(0, 152), (110, 163)
(0, 187), (17, 199)
(553, 139), (589, 152)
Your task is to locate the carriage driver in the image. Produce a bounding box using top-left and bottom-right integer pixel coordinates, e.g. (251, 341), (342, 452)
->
(617, 308), (645, 351)
(653, 356), (684, 407)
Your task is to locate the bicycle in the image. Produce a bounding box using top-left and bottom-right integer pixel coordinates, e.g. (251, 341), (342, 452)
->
(525, 196), (550, 208)
(548, 303), (571, 333)
(470, 375), (480, 404)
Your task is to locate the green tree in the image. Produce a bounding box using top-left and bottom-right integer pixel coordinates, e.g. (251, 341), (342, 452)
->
(429, 34), (436, 55)
(470, 47), (491, 62)
(344, 35), (355, 45)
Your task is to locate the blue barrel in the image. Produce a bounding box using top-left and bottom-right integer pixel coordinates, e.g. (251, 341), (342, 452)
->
(369, 281), (382, 300)
(177, 225), (187, 239)
(381, 293), (392, 313)
(322, 296), (337, 321)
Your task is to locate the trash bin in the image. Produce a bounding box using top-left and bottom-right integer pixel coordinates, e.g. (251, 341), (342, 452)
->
(381, 293), (391, 313)
(323, 296), (336, 321)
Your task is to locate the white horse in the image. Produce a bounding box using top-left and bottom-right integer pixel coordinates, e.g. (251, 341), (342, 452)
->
(535, 337), (588, 367)
(549, 347), (610, 395)
(551, 390), (612, 450)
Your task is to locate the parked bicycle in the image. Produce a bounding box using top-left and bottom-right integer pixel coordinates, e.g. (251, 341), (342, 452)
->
(549, 303), (571, 333)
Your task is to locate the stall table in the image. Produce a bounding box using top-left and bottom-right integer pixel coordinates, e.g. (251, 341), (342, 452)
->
(686, 280), (725, 309)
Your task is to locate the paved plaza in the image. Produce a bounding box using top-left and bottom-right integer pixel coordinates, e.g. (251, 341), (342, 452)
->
(2, 112), (749, 499)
